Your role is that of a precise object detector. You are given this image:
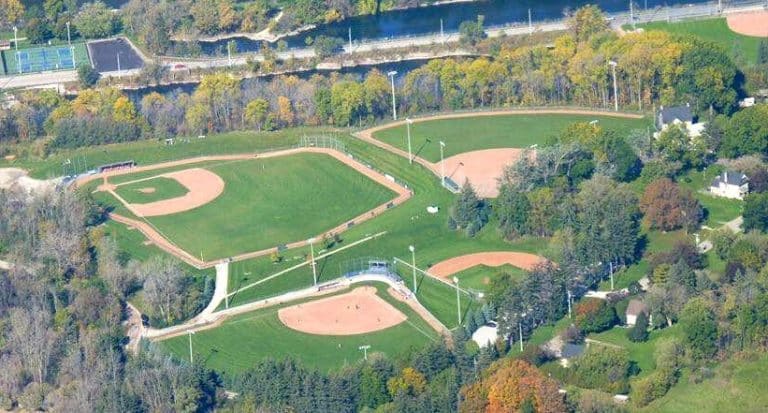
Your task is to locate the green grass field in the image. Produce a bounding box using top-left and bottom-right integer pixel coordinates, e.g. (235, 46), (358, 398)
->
(115, 176), (189, 204)
(679, 166), (742, 227)
(156, 282), (439, 373)
(451, 264), (527, 292)
(373, 113), (648, 162)
(111, 152), (397, 260)
(637, 18), (764, 66)
(589, 325), (683, 378)
(643, 353), (768, 412)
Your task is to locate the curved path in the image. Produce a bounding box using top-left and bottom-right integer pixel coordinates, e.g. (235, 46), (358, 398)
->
(429, 251), (549, 279)
(355, 109), (645, 197)
(80, 147), (413, 269)
(147, 273), (448, 341)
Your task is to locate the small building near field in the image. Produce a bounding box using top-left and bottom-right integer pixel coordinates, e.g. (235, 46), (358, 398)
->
(710, 170), (749, 200)
(472, 322), (498, 348)
(626, 299), (648, 327)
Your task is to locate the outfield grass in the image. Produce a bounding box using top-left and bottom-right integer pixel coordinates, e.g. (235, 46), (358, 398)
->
(115, 176), (189, 204)
(156, 282), (439, 374)
(642, 353), (768, 412)
(451, 264), (527, 292)
(122, 153), (397, 259)
(637, 18), (764, 66)
(373, 114), (648, 162)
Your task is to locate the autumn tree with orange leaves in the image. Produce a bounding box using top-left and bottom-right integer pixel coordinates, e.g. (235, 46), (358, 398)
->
(460, 359), (565, 413)
(640, 178), (703, 232)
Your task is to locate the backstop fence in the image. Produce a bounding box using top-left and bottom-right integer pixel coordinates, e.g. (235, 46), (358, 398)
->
(298, 135), (346, 152)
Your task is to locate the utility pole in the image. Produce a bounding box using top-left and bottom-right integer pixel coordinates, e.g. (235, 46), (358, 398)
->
(409, 245), (417, 293)
(117, 52), (121, 74)
(359, 345), (371, 361)
(518, 313), (526, 352)
(187, 331), (195, 364)
(453, 277), (462, 325)
(630, 0), (635, 30)
(439, 141), (446, 187)
(440, 19), (444, 43)
(609, 60), (619, 112)
(13, 26), (19, 74)
(528, 9), (533, 34)
(406, 118), (413, 164)
(308, 238), (317, 285)
(387, 71), (398, 120)
(609, 261), (615, 291)
(348, 27), (352, 50)
(567, 290), (572, 319)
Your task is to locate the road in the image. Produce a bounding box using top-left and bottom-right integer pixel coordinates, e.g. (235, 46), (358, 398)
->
(4, 0), (765, 89)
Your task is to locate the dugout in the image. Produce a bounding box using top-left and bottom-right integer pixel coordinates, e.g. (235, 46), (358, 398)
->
(98, 160), (136, 173)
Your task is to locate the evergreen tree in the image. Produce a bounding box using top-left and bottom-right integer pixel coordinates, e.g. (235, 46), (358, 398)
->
(449, 181), (489, 237)
(627, 311), (650, 342)
(495, 183), (531, 240)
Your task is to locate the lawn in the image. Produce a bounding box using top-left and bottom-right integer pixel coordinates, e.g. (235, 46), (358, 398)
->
(679, 166), (742, 227)
(115, 176), (189, 204)
(589, 324), (682, 378)
(372, 113), (648, 162)
(125, 152), (397, 260)
(155, 282), (439, 374)
(451, 264), (527, 292)
(642, 353), (768, 412)
(637, 18), (764, 66)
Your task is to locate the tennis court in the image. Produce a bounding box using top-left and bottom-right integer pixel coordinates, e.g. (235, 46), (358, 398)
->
(1, 43), (89, 75)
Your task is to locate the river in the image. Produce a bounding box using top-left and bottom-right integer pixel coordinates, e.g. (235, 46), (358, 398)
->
(184, 0), (713, 56)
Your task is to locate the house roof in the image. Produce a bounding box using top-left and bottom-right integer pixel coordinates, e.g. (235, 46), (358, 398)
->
(626, 299), (648, 316)
(711, 170), (748, 187)
(660, 105), (693, 124)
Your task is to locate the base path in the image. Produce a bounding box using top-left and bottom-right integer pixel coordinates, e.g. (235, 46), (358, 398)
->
(278, 286), (407, 335)
(727, 11), (768, 37)
(429, 251), (549, 279)
(82, 147), (412, 269)
(355, 109), (644, 198)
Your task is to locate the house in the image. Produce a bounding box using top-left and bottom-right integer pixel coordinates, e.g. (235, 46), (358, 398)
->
(710, 170), (749, 200)
(625, 299), (648, 327)
(471, 322), (498, 348)
(656, 104), (706, 138)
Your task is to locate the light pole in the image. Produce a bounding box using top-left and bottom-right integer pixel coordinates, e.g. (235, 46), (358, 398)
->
(66, 21), (71, 45)
(187, 331), (195, 363)
(359, 345), (371, 361)
(308, 238), (317, 285)
(117, 52), (121, 74)
(408, 245), (417, 293)
(609, 60), (618, 112)
(518, 313), (526, 352)
(439, 140), (446, 187)
(387, 70), (398, 120)
(453, 276), (462, 326)
(13, 26), (19, 74)
(406, 118), (413, 164)
(567, 290), (572, 319)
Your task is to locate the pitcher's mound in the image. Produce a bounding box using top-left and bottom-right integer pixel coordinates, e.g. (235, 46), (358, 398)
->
(727, 12), (768, 37)
(278, 286), (407, 335)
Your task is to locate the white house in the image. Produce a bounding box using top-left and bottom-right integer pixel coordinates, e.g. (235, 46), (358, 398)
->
(656, 104), (706, 138)
(710, 170), (749, 200)
(625, 299), (648, 327)
(471, 322), (498, 348)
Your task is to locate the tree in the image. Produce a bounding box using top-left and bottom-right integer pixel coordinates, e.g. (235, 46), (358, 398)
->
(77, 64), (100, 87)
(330, 81), (364, 126)
(567, 5), (608, 42)
(386, 367), (426, 397)
(743, 192), (768, 232)
(450, 181), (489, 237)
(574, 298), (618, 334)
(569, 346), (632, 394)
(244, 98), (269, 131)
(0, 0), (23, 31)
(142, 257), (186, 325)
(459, 15), (486, 46)
(74, 1), (116, 39)
(639, 178), (703, 231)
(759, 40), (768, 65)
(24, 18), (52, 44)
(680, 298), (718, 360)
(719, 104), (768, 158)
(627, 311), (649, 342)
(313, 35), (344, 59)
(112, 96), (137, 122)
(460, 359), (565, 413)
(495, 184), (530, 240)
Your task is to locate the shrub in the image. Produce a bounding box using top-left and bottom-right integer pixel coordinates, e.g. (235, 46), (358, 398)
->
(574, 298), (618, 334)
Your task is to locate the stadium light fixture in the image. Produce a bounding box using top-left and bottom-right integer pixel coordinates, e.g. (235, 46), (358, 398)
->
(359, 344), (371, 361)
(188, 330), (196, 363)
(406, 118), (413, 164)
(408, 245), (417, 293)
(307, 238), (317, 285)
(453, 276), (461, 325)
(609, 60), (619, 112)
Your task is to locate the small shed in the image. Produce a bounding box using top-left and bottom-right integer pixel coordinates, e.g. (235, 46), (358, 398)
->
(626, 299), (648, 327)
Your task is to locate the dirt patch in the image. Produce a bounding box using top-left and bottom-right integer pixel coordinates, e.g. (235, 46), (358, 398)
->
(278, 286), (407, 335)
(727, 11), (768, 37)
(442, 148), (524, 198)
(430, 251), (548, 279)
(138, 187), (156, 194)
(129, 168), (225, 217)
